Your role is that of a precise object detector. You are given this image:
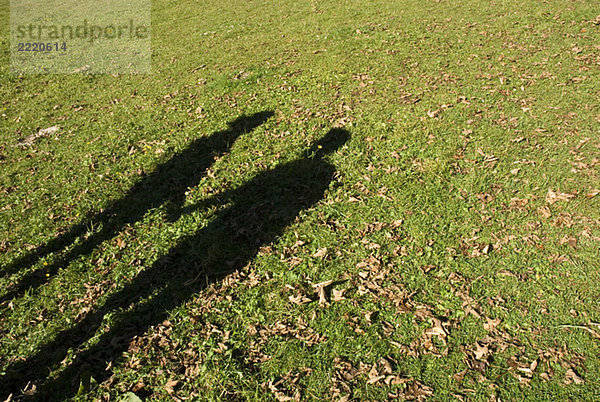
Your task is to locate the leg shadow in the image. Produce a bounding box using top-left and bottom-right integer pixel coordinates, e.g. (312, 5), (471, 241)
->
(0, 128), (350, 400)
(0, 112), (274, 305)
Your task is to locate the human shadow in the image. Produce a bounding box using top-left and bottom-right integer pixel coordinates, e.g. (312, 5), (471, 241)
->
(0, 128), (350, 400)
(0, 111), (274, 305)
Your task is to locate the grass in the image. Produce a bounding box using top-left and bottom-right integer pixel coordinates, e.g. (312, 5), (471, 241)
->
(1, 0), (599, 400)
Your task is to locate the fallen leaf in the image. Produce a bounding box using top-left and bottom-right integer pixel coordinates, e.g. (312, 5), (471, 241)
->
(405, 381), (434, 399)
(367, 365), (385, 384)
(379, 357), (394, 374)
(289, 294), (311, 305)
(131, 378), (145, 393)
(365, 311), (377, 324)
(312, 248), (328, 258)
(474, 342), (489, 360)
(565, 368), (584, 384)
(538, 206), (552, 219)
(586, 189), (600, 198)
(312, 280), (333, 305)
(427, 110), (439, 118)
(453, 369), (468, 382)
(15, 126), (60, 147)
(483, 317), (501, 331)
(164, 379), (179, 395)
(546, 189), (576, 204)
(559, 235), (577, 249)
(332, 288), (346, 301)
(116, 237), (126, 249)
(73, 65), (90, 73)
(425, 326), (446, 338)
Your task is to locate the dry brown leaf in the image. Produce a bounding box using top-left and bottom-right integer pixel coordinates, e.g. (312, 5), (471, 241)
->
(366, 375), (385, 385)
(131, 378), (145, 392)
(332, 288), (346, 302)
(473, 342), (489, 360)
(546, 189), (576, 204)
(425, 326), (446, 338)
(312, 248), (328, 258)
(586, 189), (600, 198)
(530, 360), (538, 372)
(356, 255), (380, 270)
(537, 206), (552, 219)
(517, 366), (532, 374)
(312, 280), (333, 288)
(510, 198), (529, 208)
(391, 376), (412, 385)
(367, 365), (385, 384)
(427, 110), (439, 118)
(391, 219), (403, 228)
(15, 126), (60, 147)
(453, 369), (468, 382)
(312, 280), (333, 305)
(559, 235), (578, 249)
(289, 294), (311, 305)
(421, 265), (436, 274)
(315, 287), (327, 305)
(565, 368), (584, 384)
(379, 357), (393, 374)
(483, 317), (501, 331)
(165, 379), (179, 395)
(405, 381), (434, 400)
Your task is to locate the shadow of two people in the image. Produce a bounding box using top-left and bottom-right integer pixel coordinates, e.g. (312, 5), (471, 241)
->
(0, 112), (350, 400)
(1, 111), (272, 304)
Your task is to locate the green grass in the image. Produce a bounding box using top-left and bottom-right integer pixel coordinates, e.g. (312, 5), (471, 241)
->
(1, 0), (600, 400)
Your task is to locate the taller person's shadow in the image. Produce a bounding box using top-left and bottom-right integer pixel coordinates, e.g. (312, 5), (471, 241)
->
(0, 111), (274, 304)
(0, 126), (350, 400)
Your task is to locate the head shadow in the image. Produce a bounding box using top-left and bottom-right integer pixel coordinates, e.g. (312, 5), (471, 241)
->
(305, 128), (350, 157)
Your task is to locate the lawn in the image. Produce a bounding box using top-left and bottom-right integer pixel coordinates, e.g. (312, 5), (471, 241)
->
(1, 0), (599, 400)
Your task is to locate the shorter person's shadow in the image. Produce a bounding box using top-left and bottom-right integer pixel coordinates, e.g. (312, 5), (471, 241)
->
(0, 111), (274, 305)
(0, 128), (350, 400)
